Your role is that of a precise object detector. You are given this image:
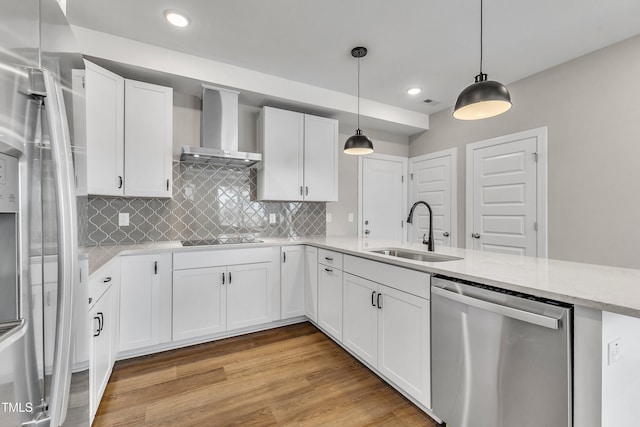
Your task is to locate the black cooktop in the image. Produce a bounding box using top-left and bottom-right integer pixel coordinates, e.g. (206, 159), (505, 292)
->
(181, 237), (263, 246)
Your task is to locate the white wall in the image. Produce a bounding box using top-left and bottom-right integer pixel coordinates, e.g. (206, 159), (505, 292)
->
(326, 132), (409, 237)
(409, 34), (640, 269)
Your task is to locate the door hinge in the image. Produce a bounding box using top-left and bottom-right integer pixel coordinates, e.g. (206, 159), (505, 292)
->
(82, 76), (85, 89)
(534, 221), (538, 231)
(401, 220), (403, 228)
(410, 173), (414, 180)
(401, 175), (404, 183)
(533, 152), (539, 162)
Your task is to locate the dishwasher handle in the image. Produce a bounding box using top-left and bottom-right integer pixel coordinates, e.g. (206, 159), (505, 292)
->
(431, 285), (560, 330)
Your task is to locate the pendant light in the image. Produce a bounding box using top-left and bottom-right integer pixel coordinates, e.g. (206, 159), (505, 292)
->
(344, 46), (374, 155)
(453, 0), (512, 120)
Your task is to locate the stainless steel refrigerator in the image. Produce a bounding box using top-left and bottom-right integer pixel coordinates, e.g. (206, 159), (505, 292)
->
(0, 1), (88, 426)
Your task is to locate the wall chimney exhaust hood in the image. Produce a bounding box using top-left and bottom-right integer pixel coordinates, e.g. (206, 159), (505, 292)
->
(180, 86), (262, 167)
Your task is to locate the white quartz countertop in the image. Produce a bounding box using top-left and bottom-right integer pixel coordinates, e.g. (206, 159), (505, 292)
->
(87, 237), (640, 318)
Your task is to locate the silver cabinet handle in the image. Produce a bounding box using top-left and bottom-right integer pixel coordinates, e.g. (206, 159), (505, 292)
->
(299, 186), (303, 196)
(324, 257), (333, 261)
(305, 186), (309, 196)
(324, 268), (333, 273)
(228, 272), (232, 284)
(118, 175), (123, 189)
(472, 233), (481, 239)
(431, 286), (560, 329)
(443, 232), (450, 237)
(222, 272), (225, 285)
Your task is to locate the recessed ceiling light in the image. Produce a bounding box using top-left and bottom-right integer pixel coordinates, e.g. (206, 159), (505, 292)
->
(165, 10), (190, 28)
(407, 88), (422, 95)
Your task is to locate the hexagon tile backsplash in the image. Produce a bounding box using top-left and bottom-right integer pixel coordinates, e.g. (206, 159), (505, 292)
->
(87, 162), (326, 245)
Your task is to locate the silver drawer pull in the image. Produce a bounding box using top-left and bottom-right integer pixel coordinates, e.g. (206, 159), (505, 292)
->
(325, 257), (333, 261)
(324, 268), (333, 273)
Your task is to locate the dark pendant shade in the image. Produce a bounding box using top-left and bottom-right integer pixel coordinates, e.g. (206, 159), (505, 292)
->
(344, 129), (374, 155)
(453, 73), (512, 120)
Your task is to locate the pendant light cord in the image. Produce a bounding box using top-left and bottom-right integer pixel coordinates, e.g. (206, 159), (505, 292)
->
(357, 56), (361, 129)
(480, 0), (483, 74)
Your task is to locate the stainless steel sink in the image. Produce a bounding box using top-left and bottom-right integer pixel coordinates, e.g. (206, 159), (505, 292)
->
(369, 248), (462, 262)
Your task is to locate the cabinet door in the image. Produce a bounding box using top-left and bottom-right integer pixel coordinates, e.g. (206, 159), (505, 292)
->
(304, 246), (318, 322)
(85, 61), (124, 196)
(377, 284), (431, 408)
(119, 254), (172, 352)
(257, 107), (304, 201)
(343, 273), (378, 367)
(227, 263), (272, 330)
(317, 266), (343, 341)
(89, 287), (113, 422)
(303, 114), (338, 201)
(124, 80), (173, 197)
(173, 267), (227, 341)
(281, 246), (305, 319)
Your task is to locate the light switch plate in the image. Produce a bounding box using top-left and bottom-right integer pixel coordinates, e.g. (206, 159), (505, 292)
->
(326, 213), (332, 223)
(348, 213), (354, 223)
(118, 212), (130, 227)
(269, 213), (277, 224)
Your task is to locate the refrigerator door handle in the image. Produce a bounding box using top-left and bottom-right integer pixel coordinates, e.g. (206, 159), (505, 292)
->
(43, 70), (78, 427)
(431, 285), (560, 330)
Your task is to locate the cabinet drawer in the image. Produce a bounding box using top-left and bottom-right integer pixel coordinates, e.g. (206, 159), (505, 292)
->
(343, 255), (430, 300)
(318, 248), (343, 270)
(174, 247), (273, 270)
(89, 259), (120, 305)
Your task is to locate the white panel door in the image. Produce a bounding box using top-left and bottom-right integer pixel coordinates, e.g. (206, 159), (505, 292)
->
(409, 150), (455, 247)
(361, 155), (406, 243)
(84, 61), (124, 196)
(317, 266), (343, 341)
(342, 273), (378, 367)
(469, 135), (539, 256)
(303, 114), (338, 201)
(124, 79), (173, 197)
(258, 107), (304, 201)
(377, 285), (431, 408)
(172, 266), (227, 341)
(226, 263), (271, 330)
(280, 245), (305, 319)
(304, 246), (318, 322)
(119, 254), (172, 352)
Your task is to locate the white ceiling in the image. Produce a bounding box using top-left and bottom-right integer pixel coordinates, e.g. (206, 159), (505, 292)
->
(67, 0), (640, 117)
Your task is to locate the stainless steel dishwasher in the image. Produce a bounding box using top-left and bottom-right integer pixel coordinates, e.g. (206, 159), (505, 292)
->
(431, 276), (572, 427)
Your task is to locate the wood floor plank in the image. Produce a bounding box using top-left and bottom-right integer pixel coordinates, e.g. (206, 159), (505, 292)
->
(94, 323), (438, 427)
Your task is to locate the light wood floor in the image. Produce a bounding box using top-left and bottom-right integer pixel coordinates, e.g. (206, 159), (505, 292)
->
(94, 322), (439, 426)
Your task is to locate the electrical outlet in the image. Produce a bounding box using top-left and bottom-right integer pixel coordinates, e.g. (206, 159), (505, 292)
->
(269, 213), (277, 224)
(608, 338), (622, 365)
(326, 213), (332, 223)
(348, 213), (354, 222)
(118, 212), (129, 227)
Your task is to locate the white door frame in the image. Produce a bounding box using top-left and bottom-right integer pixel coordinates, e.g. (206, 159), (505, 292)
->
(465, 127), (548, 257)
(409, 148), (458, 247)
(358, 153), (409, 242)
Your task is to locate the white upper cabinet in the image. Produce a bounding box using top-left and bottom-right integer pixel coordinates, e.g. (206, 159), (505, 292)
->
(82, 61), (173, 198)
(124, 80), (173, 197)
(302, 114), (338, 201)
(84, 61), (125, 196)
(257, 106), (338, 201)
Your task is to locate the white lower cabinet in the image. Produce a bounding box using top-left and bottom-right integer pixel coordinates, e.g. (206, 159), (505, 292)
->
(119, 253), (172, 353)
(304, 246), (318, 322)
(280, 245), (306, 319)
(317, 254), (344, 341)
(173, 267), (226, 341)
(172, 248), (275, 342)
(89, 259), (120, 423)
(342, 256), (432, 409)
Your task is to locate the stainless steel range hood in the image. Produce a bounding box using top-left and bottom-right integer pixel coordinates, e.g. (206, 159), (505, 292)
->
(180, 85), (262, 167)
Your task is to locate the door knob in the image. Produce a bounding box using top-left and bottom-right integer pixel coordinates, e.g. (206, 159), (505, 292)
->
(472, 233), (481, 239)
(443, 232), (450, 237)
